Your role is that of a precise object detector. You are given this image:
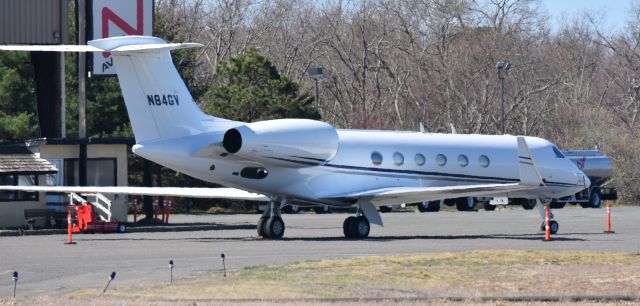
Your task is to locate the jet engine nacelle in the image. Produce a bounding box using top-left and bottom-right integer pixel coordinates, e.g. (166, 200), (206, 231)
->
(222, 119), (339, 167)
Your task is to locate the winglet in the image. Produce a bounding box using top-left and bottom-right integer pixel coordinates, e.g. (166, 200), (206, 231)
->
(517, 136), (545, 187)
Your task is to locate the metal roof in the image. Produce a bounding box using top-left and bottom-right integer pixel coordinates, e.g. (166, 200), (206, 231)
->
(0, 146), (57, 175)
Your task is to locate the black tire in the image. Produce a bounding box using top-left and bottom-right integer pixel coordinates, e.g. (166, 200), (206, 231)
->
(443, 199), (455, 206)
(522, 199), (536, 210)
(348, 216), (370, 238)
(417, 202), (429, 212)
(540, 220), (559, 234)
(282, 205), (300, 214)
(118, 224), (126, 233)
(257, 217), (267, 237)
(549, 201), (566, 209)
(455, 197), (476, 211)
(379, 206), (392, 213)
(343, 216), (356, 237)
(265, 216), (285, 239)
(314, 205), (331, 214)
(484, 203), (496, 211)
(589, 190), (602, 208)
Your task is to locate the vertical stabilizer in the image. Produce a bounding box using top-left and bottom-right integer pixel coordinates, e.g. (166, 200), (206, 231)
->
(88, 36), (233, 143)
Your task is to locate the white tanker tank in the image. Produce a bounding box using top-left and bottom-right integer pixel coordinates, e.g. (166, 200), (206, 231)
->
(548, 150), (615, 208)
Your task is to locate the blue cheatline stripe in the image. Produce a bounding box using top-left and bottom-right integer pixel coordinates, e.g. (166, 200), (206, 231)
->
(322, 163), (518, 182)
(321, 163), (584, 188)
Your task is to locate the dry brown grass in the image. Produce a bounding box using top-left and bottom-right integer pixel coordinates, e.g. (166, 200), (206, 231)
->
(6, 250), (640, 305)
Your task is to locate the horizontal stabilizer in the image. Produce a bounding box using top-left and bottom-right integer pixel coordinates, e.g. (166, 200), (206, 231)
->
(0, 36), (202, 54)
(0, 186), (269, 201)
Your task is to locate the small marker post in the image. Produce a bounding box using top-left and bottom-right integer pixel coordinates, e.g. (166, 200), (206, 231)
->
(12, 271), (18, 298)
(221, 253), (226, 277)
(169, 259), (174, 284)
(102, 272), (116, 294)
(604, 200), (615, 234)
(544, 204), (551, 241)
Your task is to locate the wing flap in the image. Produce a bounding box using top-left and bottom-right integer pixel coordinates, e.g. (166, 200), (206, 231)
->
(0, 186), (269, 201)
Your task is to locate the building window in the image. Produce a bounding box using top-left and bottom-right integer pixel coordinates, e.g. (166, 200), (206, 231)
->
(371, 151), (383, 165)
(0, 174), (38, 202)
(458, 154), (469, 167)
(393, 152), (404, 166)
(414, 153), (425, 166)
(64, 158), (117, 186)
(479, 155), (490, 168)
(436, 154), (447, 166)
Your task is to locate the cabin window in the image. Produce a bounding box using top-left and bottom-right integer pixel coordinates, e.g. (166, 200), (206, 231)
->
(371, 151), (383, 165)
(436, 154), (447, 166)
(479, 155), (490, 168)
(552, 146), (565, 158)
(458, 154), (469, 167)
(393, 152), (404, 166)
(414, 153), (425, 166)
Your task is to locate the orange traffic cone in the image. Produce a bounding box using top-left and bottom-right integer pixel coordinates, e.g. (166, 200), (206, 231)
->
(65, 204), (76, 245)
(544, 203), (551, 241)
(604, 200), (615, 234)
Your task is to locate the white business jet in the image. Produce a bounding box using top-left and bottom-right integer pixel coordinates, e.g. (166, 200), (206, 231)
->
(0, 36), (589, 239)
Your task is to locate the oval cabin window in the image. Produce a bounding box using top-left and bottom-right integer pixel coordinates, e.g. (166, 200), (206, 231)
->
(393, 152), (404, 166)
(479, 155), (490, 168)
(371, 151), (383, 165)
(458, 154), (469, 167)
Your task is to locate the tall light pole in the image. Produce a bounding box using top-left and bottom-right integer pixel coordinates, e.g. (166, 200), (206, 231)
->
(308, 67), (325, 111)
(496, 61), (511, 134)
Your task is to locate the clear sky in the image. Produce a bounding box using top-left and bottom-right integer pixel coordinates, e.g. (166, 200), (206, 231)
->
(539, 0), (637, 33)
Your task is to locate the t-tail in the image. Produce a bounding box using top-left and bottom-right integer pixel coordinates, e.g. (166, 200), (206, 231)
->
(0, 35), (239, 143)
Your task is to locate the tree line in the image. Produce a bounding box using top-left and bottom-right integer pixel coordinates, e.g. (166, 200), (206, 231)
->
(0, 0), (638, 203)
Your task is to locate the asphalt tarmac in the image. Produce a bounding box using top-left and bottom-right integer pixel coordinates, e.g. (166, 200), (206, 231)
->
(1, 206), (639, 297)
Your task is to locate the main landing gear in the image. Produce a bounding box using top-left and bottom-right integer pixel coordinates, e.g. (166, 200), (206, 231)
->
(537, 199), (559, 234)
(343, 214), (370, 239)
(258, 200), (285, 239)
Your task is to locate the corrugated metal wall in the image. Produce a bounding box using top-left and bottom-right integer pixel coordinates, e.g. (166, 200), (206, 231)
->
(0, 0), (68, 44)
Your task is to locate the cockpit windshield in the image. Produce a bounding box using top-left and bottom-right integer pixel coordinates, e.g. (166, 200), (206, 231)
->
(552, 146), (565, 158)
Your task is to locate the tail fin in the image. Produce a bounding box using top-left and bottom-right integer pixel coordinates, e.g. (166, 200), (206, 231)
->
(90, 36), (222, 143)
(1, 36), (237, 143)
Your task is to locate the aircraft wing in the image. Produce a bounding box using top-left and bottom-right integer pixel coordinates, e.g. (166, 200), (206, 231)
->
(321, 183), (529, 206)
(0, 186), (269, 201)
(323, 136), (545, 206)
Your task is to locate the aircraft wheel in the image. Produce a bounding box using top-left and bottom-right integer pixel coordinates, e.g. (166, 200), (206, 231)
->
(522, 199), (536, 210)
(257, 216), (267, 237)
(379, 206), (392, 213)
(348, 216), (370, 238)
(417, 202), (428, 212)
(265, 216), (285, 239)
(283, 204), (300, 214)
(484, 203), (496, 211)
(343, 216), (356, 237)
(455, 197), (476, 211)
(540, 220), (559, 234)
(589, 190), (602, 208)
(314, 205), (331, 214)
(550, 201), (566, 209)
